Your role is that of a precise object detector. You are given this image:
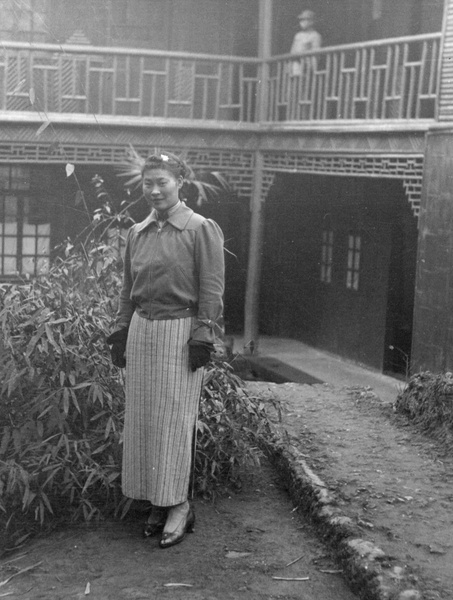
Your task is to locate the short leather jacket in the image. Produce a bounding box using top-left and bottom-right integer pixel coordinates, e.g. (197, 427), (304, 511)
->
(117, 202), (225, 344)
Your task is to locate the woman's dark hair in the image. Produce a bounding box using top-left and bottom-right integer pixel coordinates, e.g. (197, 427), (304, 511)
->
(141, 151), (189, 179)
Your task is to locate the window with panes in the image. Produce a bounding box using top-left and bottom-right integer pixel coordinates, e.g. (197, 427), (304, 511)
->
(346, 233), (361, 291)
(320, 229), (334, 283)
(0, 166), (50, 277)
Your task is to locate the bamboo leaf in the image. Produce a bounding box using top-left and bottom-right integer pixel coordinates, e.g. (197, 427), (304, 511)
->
(0, 427), (11, 456)
(104, 417), (112, 440)
(45, 323), (61, 354)
(40, 491), (54, 514)
(0, 561), (42, 587)
(72, 382), (93, 390)
(63, 388), (70, 414)
(81, 470), (98, 495)
(120, 497), (133, 519)
(70, 390), (81, 413)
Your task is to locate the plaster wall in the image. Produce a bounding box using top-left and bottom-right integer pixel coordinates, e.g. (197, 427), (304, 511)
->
(412, 130), (453, 372)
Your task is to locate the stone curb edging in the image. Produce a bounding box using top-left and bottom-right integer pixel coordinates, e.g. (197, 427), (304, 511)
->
(259, 436), (423, 600)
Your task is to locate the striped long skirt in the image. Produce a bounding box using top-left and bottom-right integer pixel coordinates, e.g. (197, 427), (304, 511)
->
(122, 313), (203, 506)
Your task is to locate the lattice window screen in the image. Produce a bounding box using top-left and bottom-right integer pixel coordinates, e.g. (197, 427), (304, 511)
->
(0, 143), (423, 215)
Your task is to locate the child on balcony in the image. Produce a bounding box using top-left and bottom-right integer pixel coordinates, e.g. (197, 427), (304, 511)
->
(288, 9), (322, 119)
(290, 9), (322, 74)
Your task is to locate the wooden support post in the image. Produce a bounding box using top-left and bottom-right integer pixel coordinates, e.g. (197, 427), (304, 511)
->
(243, 152), (265, 355)
(243, 0), (273, 355)
(257, 0), (273, 60)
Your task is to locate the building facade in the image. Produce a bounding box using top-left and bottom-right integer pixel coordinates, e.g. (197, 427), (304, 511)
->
(0, 0), (452, 375)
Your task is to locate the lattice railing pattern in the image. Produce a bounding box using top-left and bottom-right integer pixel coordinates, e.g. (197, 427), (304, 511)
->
(0, 140), (424, 214)
(261, 172), (276, 202)
(0, 141), (257, 197)
(0, 142), (128, 163)
(262, 152), (423, 177)
(438, 1), (453, 120)
(0, 141), (253, 166)
(403, 178), (424, 216)
(268, 33), (440, 121)
(0, 34), (441, 125)
(0, 44), (260, 123)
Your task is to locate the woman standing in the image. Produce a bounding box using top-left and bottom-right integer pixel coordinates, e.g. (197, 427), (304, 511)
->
(107, 152), (225, 548)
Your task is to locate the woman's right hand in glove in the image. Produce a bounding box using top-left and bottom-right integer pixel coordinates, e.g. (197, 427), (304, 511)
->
(106, 328), (128, 368)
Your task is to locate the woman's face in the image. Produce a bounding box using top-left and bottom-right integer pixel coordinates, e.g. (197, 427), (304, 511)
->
(142, 168), (183, 213)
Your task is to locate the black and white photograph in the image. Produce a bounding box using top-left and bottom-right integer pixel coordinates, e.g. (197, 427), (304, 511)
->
(0, 1), (452, 598)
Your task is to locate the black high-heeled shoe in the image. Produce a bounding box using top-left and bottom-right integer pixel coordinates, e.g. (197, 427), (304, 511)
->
(159, 504), (195, 549)
(143, 506), (167, 538)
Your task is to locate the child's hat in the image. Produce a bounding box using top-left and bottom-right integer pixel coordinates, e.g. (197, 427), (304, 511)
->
(298, 9), (314, 19)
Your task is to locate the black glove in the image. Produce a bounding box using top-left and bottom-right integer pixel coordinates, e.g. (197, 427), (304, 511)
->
(188, 341), (213, 372)
(106, 328), (128, 368)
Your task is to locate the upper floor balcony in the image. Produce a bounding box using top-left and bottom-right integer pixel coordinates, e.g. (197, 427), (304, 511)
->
(0, 32), (442, 131)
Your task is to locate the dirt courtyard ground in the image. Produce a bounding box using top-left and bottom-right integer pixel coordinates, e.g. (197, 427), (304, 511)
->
(249, 380), (453, 600)
(2, 379), (453, 600)
(0, 459), (358, 600)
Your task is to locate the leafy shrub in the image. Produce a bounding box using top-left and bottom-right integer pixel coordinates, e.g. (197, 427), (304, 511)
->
(0, 243), (125, 549)
(0, 241), (275, 554)
(196, 361), (274, 498)
(394, 371), (453, 450)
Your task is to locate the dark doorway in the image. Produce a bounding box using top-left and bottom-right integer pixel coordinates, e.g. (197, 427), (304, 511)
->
(260, 173), (418, 373)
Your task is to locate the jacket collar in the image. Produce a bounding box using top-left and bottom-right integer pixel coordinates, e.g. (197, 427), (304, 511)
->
(135, 201), (194, 232)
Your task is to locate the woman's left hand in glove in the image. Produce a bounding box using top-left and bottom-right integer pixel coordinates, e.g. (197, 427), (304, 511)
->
(188, 340), (213, 371)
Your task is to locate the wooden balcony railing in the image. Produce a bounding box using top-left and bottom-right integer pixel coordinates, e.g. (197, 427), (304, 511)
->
(267, 33), (441, 122)
(0, 42), (261, 122)
(0, 33), (442, 126)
